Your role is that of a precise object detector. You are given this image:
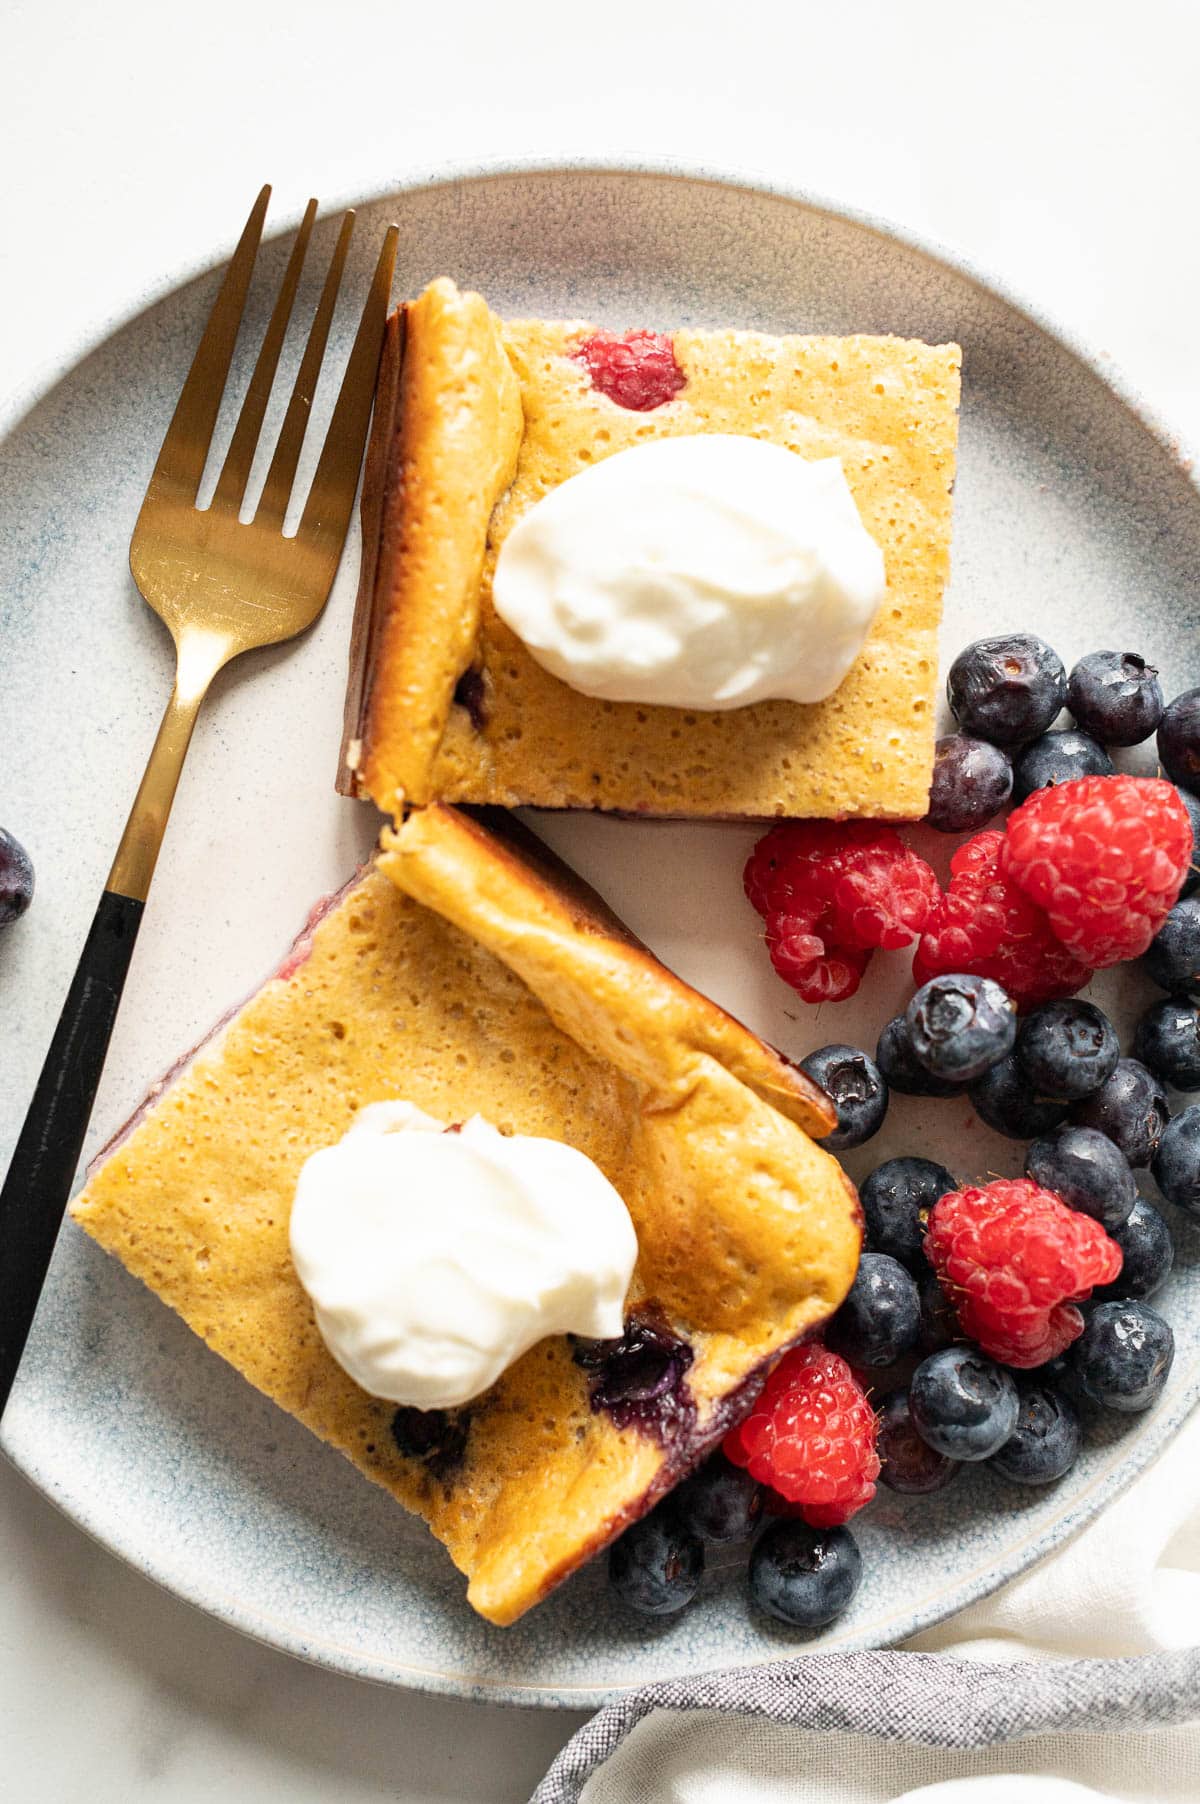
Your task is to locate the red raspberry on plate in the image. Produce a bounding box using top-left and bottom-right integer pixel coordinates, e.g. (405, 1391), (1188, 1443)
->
(1000, 774), (1192, 968)
(924, 1178), (1123, 1368)
(745, 822), (939, 1004)
(723, 1343), (880, 1527)
(913, 829), (1092, 1010)
(573, 329), (686, 411)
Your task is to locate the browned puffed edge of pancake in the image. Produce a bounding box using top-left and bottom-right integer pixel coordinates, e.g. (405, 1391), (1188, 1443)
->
(389, 802), (837, 1140)
(338, 307), (406, 797)
(524, 1164), (862, 1614)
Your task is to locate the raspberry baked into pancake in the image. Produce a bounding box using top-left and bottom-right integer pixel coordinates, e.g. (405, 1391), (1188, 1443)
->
(341, 279), (961, 820)
(72, 805), (861, 1626)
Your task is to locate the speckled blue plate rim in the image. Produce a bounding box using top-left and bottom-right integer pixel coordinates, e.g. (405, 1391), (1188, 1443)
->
(3, 158), (1199, 1710)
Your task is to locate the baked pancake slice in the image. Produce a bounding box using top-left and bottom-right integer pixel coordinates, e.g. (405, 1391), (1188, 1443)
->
(72, 806), (861, 1626)
(341, 280), (961, 820)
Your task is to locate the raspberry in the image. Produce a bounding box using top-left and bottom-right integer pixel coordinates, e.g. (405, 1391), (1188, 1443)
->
(573, 330), (686, 411)
(746, 823), (939, 1005)
(924, 1179), (1123, 1368)
(1000, 774), (1192, 968)
(914, 830), (1092, 1010)
(723, 1343), (880, 1527)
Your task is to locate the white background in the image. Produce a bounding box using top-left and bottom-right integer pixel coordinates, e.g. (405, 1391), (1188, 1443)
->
(2, 0), (1199, 1797)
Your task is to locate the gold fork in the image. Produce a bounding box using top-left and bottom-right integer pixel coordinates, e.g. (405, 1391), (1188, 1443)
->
(0, 188), (398, 1409)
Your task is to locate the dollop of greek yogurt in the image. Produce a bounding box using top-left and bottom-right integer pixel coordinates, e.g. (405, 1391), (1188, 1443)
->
(491, 434), (887, 710)
(289, 1101), (637, 1409)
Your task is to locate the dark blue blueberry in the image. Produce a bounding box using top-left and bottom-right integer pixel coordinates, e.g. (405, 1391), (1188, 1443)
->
(1143, 898), (1200, 1001)
(1016, 1000), (1120, 1102)
(1071, 1059), (1170, 1169)
(1094, 1198), (1175, 1302)
(1024, 1125), (1137, 1232)
(859, 1157), (957, 1271)
(918, 1269), (962, 1351)
(987, 1384), (1081, 1485)
(947, 634), (1066, 747)
(825, 1253), (922, 1367)
(1012, 729), (1113, 804)
(0, 828), (34, 929)
(905, 973), (1017, 1084)
(1151, 1104), (1200, 1215)
(926, 735), (1013, 833)
(1134, 998), (1200, 1092)
(608, 1505), (704, 1615)
(1070, 1300), (1174, 1412)
(876, 1388), (960, 1494)
(798, 1044), (888, 1150)
(452, 666), (489, 731)
(748, 1519), (862, 1629)
(1066, 651), (1164, 748)
(673, 1453), (764, 1544)
(875, 1015), (965, 1099)
(969, 1055), (1069, 1140)
(1174, 787), (1200, 899)
(1157, 686), (1200, 792)
(390, 1406), (471, 1478)
(909, 1346), (1020, 1461)
(573, 1313), (695, 1443)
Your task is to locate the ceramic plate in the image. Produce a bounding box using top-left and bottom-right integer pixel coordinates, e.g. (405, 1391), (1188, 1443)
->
(3, 164), (1200, 1708)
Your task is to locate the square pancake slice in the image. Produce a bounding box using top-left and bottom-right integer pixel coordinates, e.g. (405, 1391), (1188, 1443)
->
(340, 279), (961, 820)
(71, 805), (862, 1626)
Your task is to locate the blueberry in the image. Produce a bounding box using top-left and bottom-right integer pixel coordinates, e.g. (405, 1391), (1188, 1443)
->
(947, 634), (1066, 747)
(1094, 1199), (1174, 1302)
(673, 1453), (764, 1544)
(799, 1044), (888, 1150)
(859, 1157), (957, 1271)
(1151, 1104), (1200, 1215)
(1134, 998), (1200, 1091)
(390, 1405), (471, 1478)
(905, 973), (1017, 1084)
(1024, 1125), (1137, 1232)
(987, 1383), (1081, 1485)
(573, 1313), (695, 1441)
(1143, 898), (1200, 1000)
(608, 1505), (704, 1615)
(918, 1269), (962, 1351)
(1012, 729), (1113, 804)
(969, 1055), (1069, 1140)
(876, 1389), (960, 1494)
(748, 1519), (862, 1629)
(1070, 1300), (1174, 1412)
(926, 735), (1013, 833)
(0, 828), (34, 929)
(909, 1346), (1020, 1460)
(1071, 1059), (1170, 1168)
(876, 1015), (965, 1099)
(1174, 788), (1200, 899)
(825, 1253), (921, 1367)
(1066, 651), (1164, 748)
(1157, 686), (1200, 792)
(1016, 1000), (1120, 1102)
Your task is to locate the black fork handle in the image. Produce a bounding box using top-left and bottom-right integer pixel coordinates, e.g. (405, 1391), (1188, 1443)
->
(0, 889), (144, 1412)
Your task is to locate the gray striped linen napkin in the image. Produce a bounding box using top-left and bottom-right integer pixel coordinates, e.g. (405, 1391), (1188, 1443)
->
(531, 1646), (1200, 1803)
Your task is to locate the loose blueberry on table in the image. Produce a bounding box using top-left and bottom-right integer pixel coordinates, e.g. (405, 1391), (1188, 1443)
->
(1011, 728), (1112, 804)
(0, 827), (34, 929)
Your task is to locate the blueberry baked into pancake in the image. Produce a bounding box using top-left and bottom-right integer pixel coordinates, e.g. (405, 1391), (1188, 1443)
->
(72, 805), (861, 1626)
(341, 278), (961, 820)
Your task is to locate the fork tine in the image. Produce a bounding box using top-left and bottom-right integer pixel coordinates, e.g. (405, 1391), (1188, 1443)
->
(255, 209), (356, 526)
(145, 184), (271, 504)
(298, 224), (399, 555)
(211, 196), (318, 513)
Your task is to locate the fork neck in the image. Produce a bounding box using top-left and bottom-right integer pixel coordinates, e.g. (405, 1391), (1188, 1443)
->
(106, 630), (230, 903)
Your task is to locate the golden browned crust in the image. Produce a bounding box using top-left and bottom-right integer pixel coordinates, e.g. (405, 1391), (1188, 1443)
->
(344, 280), (961, 820)
(343, 280), (523, 811)
(71, 808), (860, 1626)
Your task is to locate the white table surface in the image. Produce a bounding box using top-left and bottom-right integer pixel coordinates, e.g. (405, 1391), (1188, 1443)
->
(2, 1), (1198, 1796)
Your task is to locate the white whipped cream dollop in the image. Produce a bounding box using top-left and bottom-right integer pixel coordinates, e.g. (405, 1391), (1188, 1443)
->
(289, 1101), (637, 1410)
(491, 434), (887, 711)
